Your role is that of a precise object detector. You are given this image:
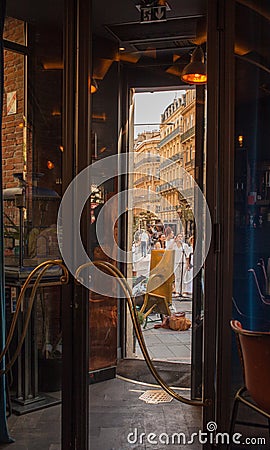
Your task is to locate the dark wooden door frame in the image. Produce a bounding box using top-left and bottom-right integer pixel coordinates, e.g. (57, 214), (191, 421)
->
(191, 84), (206, 400)
(203, 0), (235, 444)
(62, 0), (91, 448)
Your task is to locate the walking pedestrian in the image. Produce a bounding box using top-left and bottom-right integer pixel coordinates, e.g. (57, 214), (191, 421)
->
(140, 229), (149, 257)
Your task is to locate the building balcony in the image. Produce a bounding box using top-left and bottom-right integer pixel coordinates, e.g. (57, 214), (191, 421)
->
(159, 152), (183, 169)
(148, 194), (160, 202)
(159, 205), (177, 212)
(158, 126), (181, 148)
(134, 155), (160, 169)
(133, 193), (160, 205)
(180, 125), (195, 143)
(133, 174), (157, 185)
(178, 187), (194, 201)
(156, 178), (183, 193)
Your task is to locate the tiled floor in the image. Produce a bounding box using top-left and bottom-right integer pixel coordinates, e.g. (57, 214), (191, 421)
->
(1, 378), (202, 450)
(3, 375), (270, 449)
(89, 377), (202, 450)
(0, 404), (61, 449)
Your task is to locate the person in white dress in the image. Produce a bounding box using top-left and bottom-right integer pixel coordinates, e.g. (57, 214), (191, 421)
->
(183, 235), (194, 297)
(164, 226), (174, 249)
(168, 233), (189, 296)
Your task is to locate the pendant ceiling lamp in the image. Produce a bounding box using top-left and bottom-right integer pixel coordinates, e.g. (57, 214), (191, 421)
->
(90, 78), (98, 94)
(181, 46), (207, 85)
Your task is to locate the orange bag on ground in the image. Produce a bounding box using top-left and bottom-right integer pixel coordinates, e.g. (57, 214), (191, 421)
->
(154, 312), (191, 331)
(169, 312), (191, 331)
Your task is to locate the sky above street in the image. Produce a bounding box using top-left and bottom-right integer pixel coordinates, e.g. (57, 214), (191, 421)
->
(134, 90), (185, 137)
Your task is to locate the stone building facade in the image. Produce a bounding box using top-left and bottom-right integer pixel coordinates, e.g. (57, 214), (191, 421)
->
(133, 131), (160, 228)
(158, 91), (195, 236)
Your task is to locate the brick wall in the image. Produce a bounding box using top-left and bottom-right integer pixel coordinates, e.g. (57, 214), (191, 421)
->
(2, 17), (25, 189)
(3, 19), (63, 374)
(3, 17), (25, 45)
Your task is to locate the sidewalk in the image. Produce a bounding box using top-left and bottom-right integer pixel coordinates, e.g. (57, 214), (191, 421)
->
(133, 251), (193, 365)
(135, 299), (192, 364)
(133, 252), (151, 278)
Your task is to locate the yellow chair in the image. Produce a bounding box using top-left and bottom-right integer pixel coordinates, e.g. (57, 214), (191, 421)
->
(139, 249), (175, 325)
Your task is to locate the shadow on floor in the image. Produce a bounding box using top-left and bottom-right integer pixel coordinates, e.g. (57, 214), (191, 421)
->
(116, 358), (191, 388)
(89, 377), (202, 450)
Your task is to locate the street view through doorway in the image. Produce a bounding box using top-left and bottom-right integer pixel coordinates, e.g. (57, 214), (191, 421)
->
(124, 89), (200, 389)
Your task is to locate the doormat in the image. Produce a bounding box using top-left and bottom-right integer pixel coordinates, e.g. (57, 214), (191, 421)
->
(117, 359), (191, 388)
(139, 389), (173, 404)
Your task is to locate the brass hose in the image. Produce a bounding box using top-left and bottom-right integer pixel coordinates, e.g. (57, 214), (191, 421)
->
(0, 260), (69, 376)
(76, 260), (206, 406)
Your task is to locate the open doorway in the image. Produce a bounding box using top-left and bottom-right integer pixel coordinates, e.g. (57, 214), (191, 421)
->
(119, 87), (206, 397)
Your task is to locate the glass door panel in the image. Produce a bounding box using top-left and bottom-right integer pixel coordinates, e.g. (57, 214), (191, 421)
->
(2, 12), (64, 442)
(232, 0), (270, 411)
(233, 2), (270, 336)
(88, 62), (120, 380)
